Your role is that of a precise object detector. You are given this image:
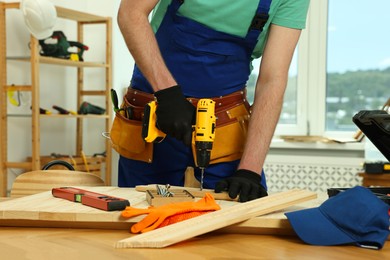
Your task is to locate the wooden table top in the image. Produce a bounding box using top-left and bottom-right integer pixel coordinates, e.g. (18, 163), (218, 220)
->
(1, 188), (389, 258)
(0, 227), (388, 259)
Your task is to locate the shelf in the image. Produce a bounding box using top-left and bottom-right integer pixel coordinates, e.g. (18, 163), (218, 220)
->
(7, 114), (110, 119)
(6, 114), (32, 118)
(1, 2), (113, 196)
(8, 56), (108, 68)
(40, 114), (110, 119)
(56, 6), (108, 23)
(5, 161), (32, 170)
(2, 3), (108, 23)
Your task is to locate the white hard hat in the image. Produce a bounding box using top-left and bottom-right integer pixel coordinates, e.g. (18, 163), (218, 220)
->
(20, 0), (57, 40)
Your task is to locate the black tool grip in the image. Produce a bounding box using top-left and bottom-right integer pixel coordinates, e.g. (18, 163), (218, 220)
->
(110, 89), (119, 111)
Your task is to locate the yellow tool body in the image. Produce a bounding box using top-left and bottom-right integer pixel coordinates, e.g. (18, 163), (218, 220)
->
(142, 99), (216, 189)
(193, 99), (216, 190)
(193, 99), (216, 168)
(142, 101), (166, 143)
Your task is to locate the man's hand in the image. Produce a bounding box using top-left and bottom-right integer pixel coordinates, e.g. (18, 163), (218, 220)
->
(154, 85), (195, 146)
(214, 169), (268, 202)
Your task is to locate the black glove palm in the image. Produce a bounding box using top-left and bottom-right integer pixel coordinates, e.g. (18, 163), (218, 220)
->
(215, 169), (268, 202)
(154, 85), (195, 146)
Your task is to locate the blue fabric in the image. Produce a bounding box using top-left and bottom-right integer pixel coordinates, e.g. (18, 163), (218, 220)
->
(246, 0), (272, 43)
(131, 0), (271, 97)
(285, 186), (390, 249)
(120, 0), (271, 189)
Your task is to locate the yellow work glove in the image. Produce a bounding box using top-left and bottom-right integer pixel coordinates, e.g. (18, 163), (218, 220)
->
(122, 193), (220, 233)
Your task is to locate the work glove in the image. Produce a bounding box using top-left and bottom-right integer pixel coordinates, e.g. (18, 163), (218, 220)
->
(214, 169), (268, 202)
(154, 85), (196, 146)
(121, 193), (220, 233)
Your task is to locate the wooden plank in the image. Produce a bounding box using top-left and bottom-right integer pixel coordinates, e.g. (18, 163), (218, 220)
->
(0, 187), (146, 221)
(115, 189), (317, 248)
(104, 17), (113, 186)
(9, 170), (105, 198)
(30, 35), (41, 171)
(136, 184), (235, 201)
(4, 84), (32, 91)
(56, 6), (107, 23)
(8, 56), (108, 68)
(0, 187), (322, 238)
(5, 161), (32, 169)
(3, 2), (19, 9)
(39, 114), (109, 119)
(0, 1), (7, 196)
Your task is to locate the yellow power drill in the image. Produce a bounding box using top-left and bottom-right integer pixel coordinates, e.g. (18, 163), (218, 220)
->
(142, 99), (216, 190)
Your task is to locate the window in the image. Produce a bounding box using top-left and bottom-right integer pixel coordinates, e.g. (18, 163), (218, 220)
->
(248, 0), (389, 139)
(326, 0), (390, 131)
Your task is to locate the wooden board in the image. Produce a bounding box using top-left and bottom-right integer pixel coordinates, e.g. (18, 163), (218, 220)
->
(10, 170), (105, 198)
(0, 186), (320, 234)
(116, 189), (317, 248)
(0, 187), (144, 229)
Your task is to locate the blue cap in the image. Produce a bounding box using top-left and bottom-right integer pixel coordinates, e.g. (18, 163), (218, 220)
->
(285, 186), (390, 249)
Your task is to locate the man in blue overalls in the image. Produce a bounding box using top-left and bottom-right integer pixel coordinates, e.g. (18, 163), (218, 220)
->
(116, 0), (310, 202)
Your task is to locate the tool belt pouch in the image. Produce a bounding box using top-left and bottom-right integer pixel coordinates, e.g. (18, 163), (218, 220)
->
(193, 102), (250, 165)
(110, 97), (153, 163)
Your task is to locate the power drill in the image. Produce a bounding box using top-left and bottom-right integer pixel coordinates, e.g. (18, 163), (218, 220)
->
(193, 99), (216, 190)
(142, 99), (216, 190)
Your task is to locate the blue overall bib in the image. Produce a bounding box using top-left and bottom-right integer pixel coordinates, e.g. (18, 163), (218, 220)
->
(119, 0), (271, 189)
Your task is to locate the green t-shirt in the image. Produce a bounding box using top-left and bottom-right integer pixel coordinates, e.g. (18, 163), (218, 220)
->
(151, 0), (310, 59)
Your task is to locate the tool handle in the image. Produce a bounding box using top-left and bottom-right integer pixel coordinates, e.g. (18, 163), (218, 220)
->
(52, 105), (76, 115)
(142, 101), (166, 143)
(110, 89), (119, 112)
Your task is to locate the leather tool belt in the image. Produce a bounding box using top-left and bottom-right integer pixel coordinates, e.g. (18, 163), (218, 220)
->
(110, 88), (251, 164)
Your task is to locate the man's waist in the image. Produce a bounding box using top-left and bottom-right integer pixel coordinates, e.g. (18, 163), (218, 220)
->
(125, 87), (248, 109)
(124, 87), (250, 126)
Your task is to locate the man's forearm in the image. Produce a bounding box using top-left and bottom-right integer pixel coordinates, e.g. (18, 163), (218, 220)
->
(117, 0), (176, 91)
(238, 24), (302, 175)
(238, 80), (285, 174)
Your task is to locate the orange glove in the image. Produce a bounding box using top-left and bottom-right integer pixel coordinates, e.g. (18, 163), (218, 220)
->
(122, 193), (220, 233)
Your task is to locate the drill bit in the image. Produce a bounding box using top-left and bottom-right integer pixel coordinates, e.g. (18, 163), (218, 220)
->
(200, 168), (204, 190)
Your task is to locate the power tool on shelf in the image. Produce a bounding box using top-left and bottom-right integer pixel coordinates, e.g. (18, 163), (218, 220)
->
(39, 31), (89, 61)
(52, 105), (77, 115)
(142, 99), (216, 190)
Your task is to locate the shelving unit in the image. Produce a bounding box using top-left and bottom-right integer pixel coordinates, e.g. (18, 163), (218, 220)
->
(0, 2), (113, 196)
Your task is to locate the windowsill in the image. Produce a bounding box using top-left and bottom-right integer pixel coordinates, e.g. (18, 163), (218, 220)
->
(268, 138), (365, 159)
(270, 138), (365, 151)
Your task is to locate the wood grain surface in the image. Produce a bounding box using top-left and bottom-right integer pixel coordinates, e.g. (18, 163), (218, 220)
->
(0, 186), (322, 233)
(116, 189), (317, 248)
(1, 228), (388, 260)
(10, 170), (105, 198)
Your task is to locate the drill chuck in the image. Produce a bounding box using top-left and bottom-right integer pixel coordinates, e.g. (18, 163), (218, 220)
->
(196, 141), (213, 168)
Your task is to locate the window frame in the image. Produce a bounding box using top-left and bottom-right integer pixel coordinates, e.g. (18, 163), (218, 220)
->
(272, 0), (358, 140)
